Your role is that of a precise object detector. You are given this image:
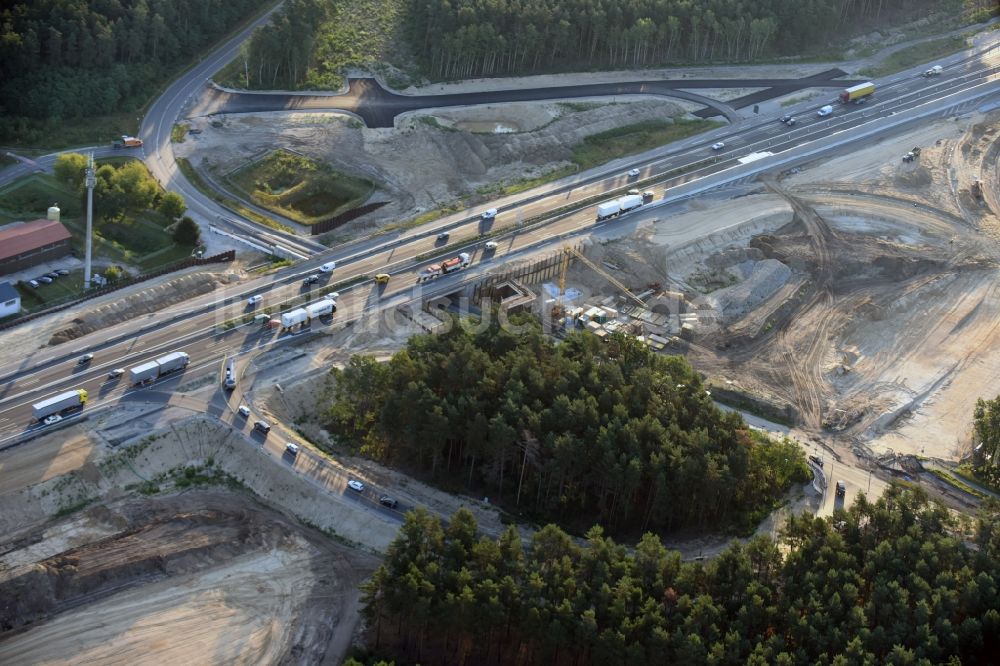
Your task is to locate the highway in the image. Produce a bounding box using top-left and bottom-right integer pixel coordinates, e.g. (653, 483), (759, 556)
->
(2, 46), (1000, 443)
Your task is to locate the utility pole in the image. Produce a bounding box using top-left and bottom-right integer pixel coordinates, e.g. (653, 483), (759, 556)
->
(84, 153), (96, 289)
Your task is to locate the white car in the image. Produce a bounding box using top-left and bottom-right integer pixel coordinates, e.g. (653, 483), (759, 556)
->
(484, 241), (498, 250)
(238, 405), (251, 418)
(320, 261), (336, 272)
(711, 142), (725, 150)
(247, 295), (263, 307)
(480, 208), (497, 220)
(324, 292), (340, 301)
(108, 368), (125, 379)
(817, 105), (833, 117)
(347, 479), (365, 492)
(43, 414), (63, 426)
(627, 168), (640, 177)
(285, 442), (299, 456)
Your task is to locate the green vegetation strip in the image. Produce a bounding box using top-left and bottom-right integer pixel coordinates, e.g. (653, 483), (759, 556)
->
(859, 36), (968, 78)
(926, 467), (988, 500)
(572, 119), (721, 170)
(171, 124), (189, 143)
(176, 157), (293, 233)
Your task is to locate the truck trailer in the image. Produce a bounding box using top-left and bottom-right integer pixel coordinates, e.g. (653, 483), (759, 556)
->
(618, 194), (643, 212)
(596, 194), (644, 221)
(281, 308), (309, 328)
(306, 298), (336, 319)
(32, 389), (88, 421)
(839, 82), (875, 103)
(128, 352), (190, 385)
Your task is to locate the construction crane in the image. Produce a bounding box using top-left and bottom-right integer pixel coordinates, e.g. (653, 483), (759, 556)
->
(557, 245), (646, 309)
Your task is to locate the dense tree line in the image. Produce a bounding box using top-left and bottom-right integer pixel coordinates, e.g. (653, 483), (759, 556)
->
(403, 0), (959, 78)
(0, 0), (269, 139)
(327, 319), (808, 534)
(54, 152), (186, 222)
(359, 486), (1000, 665)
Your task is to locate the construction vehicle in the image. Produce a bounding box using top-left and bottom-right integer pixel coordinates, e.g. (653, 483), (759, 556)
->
(902, 146), (921, 163)
(113, 135), (143, 149)
(839, 82), (875, 104)
(554, 245), (647, 322)
(128, 352), (190, 385)
(32, 389), (88, 421)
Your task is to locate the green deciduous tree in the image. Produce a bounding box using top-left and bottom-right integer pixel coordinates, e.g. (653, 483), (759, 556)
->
(157, 191), (186, 220)
(172, 216), (200, 246)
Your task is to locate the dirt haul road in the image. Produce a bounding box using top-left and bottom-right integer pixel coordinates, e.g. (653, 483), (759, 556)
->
(0, 490), (376, 665)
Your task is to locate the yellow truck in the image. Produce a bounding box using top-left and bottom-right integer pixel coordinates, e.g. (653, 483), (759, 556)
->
(840, 82), (875, 104)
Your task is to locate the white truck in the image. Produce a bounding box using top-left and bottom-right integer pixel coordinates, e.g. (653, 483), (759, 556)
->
(923, 65), (943, 77)
(32, 389), (88, 421)
(305, 298), (336, 319)
(596, 194), (644, 221)
(281, 308), (309, 328)
(128, 351), (190, 385)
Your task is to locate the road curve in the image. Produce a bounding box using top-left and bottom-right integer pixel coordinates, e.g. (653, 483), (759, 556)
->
(191, 70), (861, 127)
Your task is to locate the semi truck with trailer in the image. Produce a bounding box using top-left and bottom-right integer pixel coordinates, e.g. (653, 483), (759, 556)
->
(128, 351), (190, 385)
(419, 253), (471, 281)
(32, 389), (88, 421)
(595, 194), (644, 221)
(839, 82), (875, 103)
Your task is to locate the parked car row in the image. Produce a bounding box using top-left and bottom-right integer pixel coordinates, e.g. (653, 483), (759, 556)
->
(26, 268), (70, 288)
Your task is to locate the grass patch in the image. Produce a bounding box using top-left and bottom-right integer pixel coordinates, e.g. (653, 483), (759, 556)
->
(572, 118), (721, 170)
(171, 123), (189, 143)
(926, 467), (988, 500)
(226, 149), (374, 226)
(176, 157), (293, 233)
(558, 101), (603, 113)
(860, 36), (968, 78)
(0, 173), (83, 218)
(53, 497), (96, 519)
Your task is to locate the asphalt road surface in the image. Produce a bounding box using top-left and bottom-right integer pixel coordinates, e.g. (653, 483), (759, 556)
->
(192, 69), (862, 126)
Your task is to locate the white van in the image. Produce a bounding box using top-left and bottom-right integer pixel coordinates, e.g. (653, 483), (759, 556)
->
(480, 208), (497, 220)
(817, 105), (833, 117)
(320, 261), (336, 272)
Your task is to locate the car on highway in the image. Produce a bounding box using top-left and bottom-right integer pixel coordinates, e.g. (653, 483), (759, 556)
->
(247, 294), (263, 307)
(325, 292), (340, 301)
(437, 231), (450, 242)
(303, 274), (319, 286)
(480, 208), (497, 220)
(711, 142), (725, 150)
(320, 261), (336, 272)
(107, 368), (125, 380)
(78, 353), (94, 365)
(379, 495), (398, 508)
(780, 114), (792, 123)
(43, 414), (63, 426)
(484, 241), (498, 251)
(347, 479), (365, 492)
(238, 405), (251, 418)
(374, 273), (391, 285)
(253, 420), (271, 434)
(808, 454), (824, 467)
(627, 188), (640, 195)
(627, 168), (640, 178)
(285, 442), (299, 456)
(785, 117), (796, 126)
(817, 105), (834, 117)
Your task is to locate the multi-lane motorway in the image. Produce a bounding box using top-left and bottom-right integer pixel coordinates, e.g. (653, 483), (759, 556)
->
(2, 43), (1000, 447)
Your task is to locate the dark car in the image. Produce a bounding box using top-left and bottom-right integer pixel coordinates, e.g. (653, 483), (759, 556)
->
(437, 232), (450, 242)
(379, 495), (399, 508)
(253, 420), (271, 434)
(780, 115), (792, 123)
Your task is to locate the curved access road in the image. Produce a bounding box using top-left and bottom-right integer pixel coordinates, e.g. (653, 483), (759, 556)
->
(191, 70), (862, 127)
